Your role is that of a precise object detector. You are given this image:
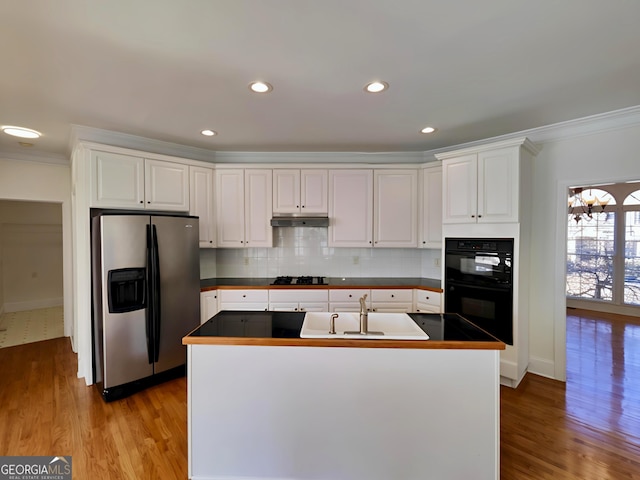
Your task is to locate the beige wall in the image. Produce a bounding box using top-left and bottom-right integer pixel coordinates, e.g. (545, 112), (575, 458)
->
(0, 200), (63, 311)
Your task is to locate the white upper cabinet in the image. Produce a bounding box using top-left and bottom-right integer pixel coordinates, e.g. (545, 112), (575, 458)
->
(328, 169), (374, 247)
(373, 169), (418, 247)
(91, 150), (145, 208)
(144, 159), (189, 211)
(216, 169), (272, 248)
(273, 169), (327, 214)
(245, 169), (273, 247)
(215, 169), (245, 247)
(189, 166), (215, 248)
(438, 138), (537, 224)
(419, 165), (442, 248)
(441, 153), (478, 224)
(90, 150), (189, 211)
(329, 169), (418, 248)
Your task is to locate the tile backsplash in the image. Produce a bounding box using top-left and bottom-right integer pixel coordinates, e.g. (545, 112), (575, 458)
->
(200, 227), (442, 279)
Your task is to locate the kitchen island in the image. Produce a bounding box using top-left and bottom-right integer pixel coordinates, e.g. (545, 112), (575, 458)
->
(183, 311), (504, 480)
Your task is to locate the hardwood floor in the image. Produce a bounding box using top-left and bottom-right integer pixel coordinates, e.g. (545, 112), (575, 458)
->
(501, 308), (640, 479)
(0, 338), (188, 479)
(1, 308), (639, 479)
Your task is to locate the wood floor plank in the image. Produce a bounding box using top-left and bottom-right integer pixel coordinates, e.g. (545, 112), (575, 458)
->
(2, 307), (640, 478)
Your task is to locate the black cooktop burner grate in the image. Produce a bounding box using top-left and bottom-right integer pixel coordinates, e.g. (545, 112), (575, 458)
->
(271, 276), (327, 285)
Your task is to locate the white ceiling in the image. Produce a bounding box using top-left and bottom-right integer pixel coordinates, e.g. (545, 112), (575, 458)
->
(1, 1), (640, 159)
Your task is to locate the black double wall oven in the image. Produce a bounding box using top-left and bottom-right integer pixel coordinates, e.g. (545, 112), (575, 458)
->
(444, 238), (514, 345)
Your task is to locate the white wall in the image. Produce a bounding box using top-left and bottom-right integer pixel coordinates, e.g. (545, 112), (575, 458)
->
(0, 201), (63, 311)
(528, 123), (640, 380)
(0, 158), (72, 339)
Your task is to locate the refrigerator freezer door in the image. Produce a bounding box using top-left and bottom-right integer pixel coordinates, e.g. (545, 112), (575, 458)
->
(99, 215), (154, 388)
(152, 215), (200, 374)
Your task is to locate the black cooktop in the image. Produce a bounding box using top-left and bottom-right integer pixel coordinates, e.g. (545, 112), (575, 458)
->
(271, 276), (327, 285)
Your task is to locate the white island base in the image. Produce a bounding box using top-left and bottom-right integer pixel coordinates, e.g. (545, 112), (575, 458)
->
(187, 344), (500, 480)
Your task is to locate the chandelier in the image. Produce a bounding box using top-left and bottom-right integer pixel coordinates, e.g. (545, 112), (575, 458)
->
(568, 187), (610, 223)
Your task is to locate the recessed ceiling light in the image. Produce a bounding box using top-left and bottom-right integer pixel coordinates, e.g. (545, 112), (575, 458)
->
(420, 126), (437, 134)
(201, 129), (217, 136)
(364, 81), (389, 93)
(249, 81), (273, 93)
(2, 126), (42, 138)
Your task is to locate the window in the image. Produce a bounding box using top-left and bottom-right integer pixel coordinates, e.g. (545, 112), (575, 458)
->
(567, 188), (616, 300)
(624, 190), (640, 305)
(567, 184), (640, 308)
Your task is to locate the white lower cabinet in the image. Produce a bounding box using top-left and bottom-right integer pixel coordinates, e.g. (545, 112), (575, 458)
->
(329, 289), (371, 312)
(370, 289), (413, 313)
(218, 289), (269, 311)
(200, 290), (218, 324)
(268, 289), (329, 312)
(413, 290), (442, 313)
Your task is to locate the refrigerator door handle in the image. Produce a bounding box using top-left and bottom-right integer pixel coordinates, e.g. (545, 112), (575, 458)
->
(151, 224), (162, 363)
(145, 224), (154, 364)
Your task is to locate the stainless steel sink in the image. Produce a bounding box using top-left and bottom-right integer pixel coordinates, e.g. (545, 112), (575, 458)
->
(300, 312), (429, 340)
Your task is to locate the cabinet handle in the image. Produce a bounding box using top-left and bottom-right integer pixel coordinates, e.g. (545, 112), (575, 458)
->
(478, 215), (482, 218)
(301, 205), (305, 208)
(209, 240), (213, 244)
(369, 241), (373, 244)
(391, 294), (395, 298)
(147, 201), (151, 204)
(139, 200), (143, 204)
(296, 205), (300, 208)
(422, 241), (426, 244)
(242, 294), (246, 298)
(471, 214), (475, 218)
(426, 296), (430, 300)
(348, 294), (352, 298)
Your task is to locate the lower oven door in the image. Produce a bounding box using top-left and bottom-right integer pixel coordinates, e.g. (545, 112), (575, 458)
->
(445, 281), (513, 345)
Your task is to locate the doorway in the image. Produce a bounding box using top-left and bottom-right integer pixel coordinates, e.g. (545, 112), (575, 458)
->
(0, 200), (64, 348)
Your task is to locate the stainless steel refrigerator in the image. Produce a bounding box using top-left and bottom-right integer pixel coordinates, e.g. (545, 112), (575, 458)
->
(91, 212), (200, 401)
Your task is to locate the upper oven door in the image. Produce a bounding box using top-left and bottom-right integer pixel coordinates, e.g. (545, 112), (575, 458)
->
(444, 238), (513, 286)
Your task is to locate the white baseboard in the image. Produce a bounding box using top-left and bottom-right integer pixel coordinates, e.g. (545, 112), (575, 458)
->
(4, 297), (64, 313)
(528, 356), (557, 380)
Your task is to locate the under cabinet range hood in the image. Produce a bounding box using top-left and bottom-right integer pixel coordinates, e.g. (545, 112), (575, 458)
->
(270, 217), (329, 227)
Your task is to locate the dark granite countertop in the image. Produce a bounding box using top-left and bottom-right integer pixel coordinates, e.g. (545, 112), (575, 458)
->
(200, 277), (442, 291)
(184, 311), (504, 350)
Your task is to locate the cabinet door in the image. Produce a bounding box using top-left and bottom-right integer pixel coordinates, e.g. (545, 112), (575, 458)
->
(190, 166), (215, 248)
(374, 170), (418, 247)
(273, 169), (301, 214)
(216, 169), (245, 247)
(328, 169), (373, 247)
(477, 147), (519, 223)
(91, 151), (145, 208)
(145, 159), (189, 211)
(301, 169), (328, 213)
(298, 302), (329, 312)
(268, 302), (299, 312)
(245, 169), (273, 247)
(442, 154), (477, 224)
(420, 166), (442, 248)
(200, 290), (218, 324)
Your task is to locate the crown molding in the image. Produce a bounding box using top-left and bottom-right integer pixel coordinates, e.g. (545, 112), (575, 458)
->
(425, 104), (640, 160)
(213, 151), (425, 164)
(68, 125), (217, 163)
(58, 104), (640, 165)
(0, 146), (69, 165)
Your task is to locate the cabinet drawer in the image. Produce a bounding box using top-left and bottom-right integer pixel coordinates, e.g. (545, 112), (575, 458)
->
(414, 290), (442, 308)
(329, 289), (370, 302)
(370, 289), (413, 303)
(269, 289), (329, 303)
(415, 303), (440, 314)
(219, 290), (269, 303)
